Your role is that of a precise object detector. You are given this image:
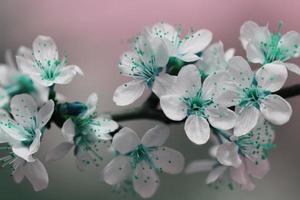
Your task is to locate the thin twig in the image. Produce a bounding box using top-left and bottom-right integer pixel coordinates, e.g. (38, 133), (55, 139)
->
(110, 83), (300, 123)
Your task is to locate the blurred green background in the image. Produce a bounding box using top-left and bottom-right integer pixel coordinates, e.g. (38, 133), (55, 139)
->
(0, 0), (299, 199)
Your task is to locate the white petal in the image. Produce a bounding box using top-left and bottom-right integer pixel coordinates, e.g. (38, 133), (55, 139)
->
(103, 156), (131, 185)
(152, 38), (169, 67)
(133, 161), (159, 198)
(216, 142), (242, 168)
(256, 62), (288, 92)
(213, 86), (240, 107)
(285, 63), (300, 75)
(230, 161), (255, 191)
(199, 41), (227, 73)
(92, 117), (118, 138)
(4, 49), (16, 68)
(246, 43), (265, 64)
(112, 127), (140, 154)
(13, 161), (25, 183)
(113, 80), (145, 106)
(176, 64), (202, 96)
(28, 129), (42, 155)
(45, 142), (73, 161)
(0, 111), (26, 142)
(202, 70), (232, 100)
(23, 159), (49, 191)
(245, 159), (270, 179)
(206, 105), (237, 130)
(10, 94), (38, 128)
(227, 56), (253, 88)
(150, 22), (178, 43)
(240, 21), (269, 48)
(150, 147), (184, 174)
(17, 46), (34, 60)
(16, 56), (40, 76)
(12, 145), (35, 162)
(234, 106), (260, 137)
(160, 94), (187, 121)
(206, 166), (227, 184)
(185, 160), (215, 174)
(54, 65), (83, 85)
(75, 147), (93, 171)
(142, 124), (169, 147)
(118, 51), (142, 76)
(260, 94), (292, 125)
(178, 53), (200, 62)
(33, 35), (58, 65)
(136, 35), (168, 67)
(152, 73), (176, 97)
(86, 93), (98, 113)
(224, 48), (235, 62)
(184, 115), (210, 145)
(278, 31), (300, 58)
(61, 118), (75, 143)
(179, 29), (212, 54)
(37, 100), (54, 128)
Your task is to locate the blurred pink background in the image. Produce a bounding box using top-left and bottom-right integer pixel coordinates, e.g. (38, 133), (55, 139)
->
(0, 0), (299, 200)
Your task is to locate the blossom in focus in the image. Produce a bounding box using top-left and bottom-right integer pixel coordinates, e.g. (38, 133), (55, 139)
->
(146, 22), (213, 62)
(223, 56), (292, 136)
(240, 21), (300, 75)
(113, 33), (175, 105)
(160, 64), (237, 145)
(16, 35), (83, 87)
(0, 94), (54, 162)
(46, 93), (118, 170)
(103, 125), (184, 198)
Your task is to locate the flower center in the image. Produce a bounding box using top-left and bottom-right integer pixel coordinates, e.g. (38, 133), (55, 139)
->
(260, 22), (299, 63)
(133, 65), (162, 88)
(35, 59), (63, 81)
(128, 144), (154, 168)
(183, 90), (213, 118)
(21, 128), (36, 147)
(239, 78), (271, 109)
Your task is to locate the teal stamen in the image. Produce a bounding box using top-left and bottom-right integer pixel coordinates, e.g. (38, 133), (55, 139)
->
(127, 144), (155, 168)
(183, 90), (213, 118)
(239, 78), (271, 109)
(260, 21), (298, 63)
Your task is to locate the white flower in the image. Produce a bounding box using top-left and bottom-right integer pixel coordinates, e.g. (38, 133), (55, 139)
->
(160, 64), (237, 145)
(103, 125), (184, 198)
(185, 118), (274, 190)
(0, 94), (54, 162)
(196, 41), (235, 76)
(240, 21), (300, 75)
(12, 156), (49, 191)
(146, 22), (213, 62)
(223, 56), (292, 136)
(0, 48), (49, 107)
(16, 35), (83, 87)
(46, 93), (118, 170)
(113, 33), (174, 105)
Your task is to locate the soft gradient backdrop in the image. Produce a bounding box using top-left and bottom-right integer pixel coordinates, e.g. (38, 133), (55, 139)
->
(0, 0), (299, 199)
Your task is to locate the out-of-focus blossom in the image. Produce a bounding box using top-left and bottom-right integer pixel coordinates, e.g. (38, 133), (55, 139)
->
(103, 125), (184, 198)
(16, 35), (83, 87)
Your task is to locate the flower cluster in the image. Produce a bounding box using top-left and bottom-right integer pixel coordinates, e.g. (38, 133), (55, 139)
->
(0, 20), (299, 198)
